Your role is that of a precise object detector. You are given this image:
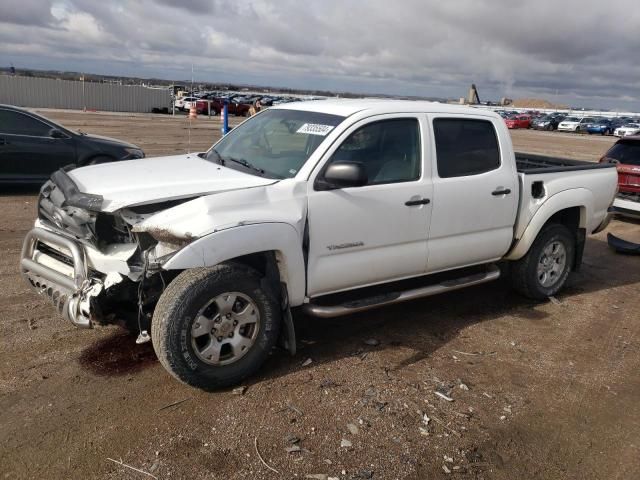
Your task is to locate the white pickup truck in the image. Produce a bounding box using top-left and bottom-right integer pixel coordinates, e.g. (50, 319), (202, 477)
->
(21, 100), (617, 389)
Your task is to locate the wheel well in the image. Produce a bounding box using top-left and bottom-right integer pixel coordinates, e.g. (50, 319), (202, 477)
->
(544, 206), (586, 271)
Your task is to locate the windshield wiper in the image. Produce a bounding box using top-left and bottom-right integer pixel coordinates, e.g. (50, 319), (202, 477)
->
(225, 156), (266, 176)
(208, 148), (225, 166)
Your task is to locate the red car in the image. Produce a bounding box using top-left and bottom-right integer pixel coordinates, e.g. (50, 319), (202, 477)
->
(600, 136), (640, 218)
(504, 115), (531, 129)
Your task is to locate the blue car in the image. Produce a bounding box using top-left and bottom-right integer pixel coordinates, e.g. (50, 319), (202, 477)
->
(586, 118), (619, 135)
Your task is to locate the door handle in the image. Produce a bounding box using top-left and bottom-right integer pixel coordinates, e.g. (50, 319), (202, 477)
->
(492, 188), (511, 196)
(405, 198), (431, 206)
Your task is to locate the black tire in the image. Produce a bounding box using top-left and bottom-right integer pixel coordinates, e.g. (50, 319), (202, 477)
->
(510, 224), (575, 300)
(152, 263), (281, 390)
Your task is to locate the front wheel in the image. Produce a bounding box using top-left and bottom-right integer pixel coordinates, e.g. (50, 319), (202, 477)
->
(152, 264), (281, 390)
(510, 224), (575, 300)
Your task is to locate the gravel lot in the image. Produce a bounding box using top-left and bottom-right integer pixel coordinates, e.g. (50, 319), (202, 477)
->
(1, 110), (638, 480)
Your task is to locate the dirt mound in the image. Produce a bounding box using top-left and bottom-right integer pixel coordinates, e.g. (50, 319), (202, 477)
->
(512, 98), (568, 109)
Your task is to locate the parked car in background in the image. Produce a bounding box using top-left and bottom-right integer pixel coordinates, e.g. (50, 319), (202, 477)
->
(174, 96), (197, 111)
(557, 116), (594, 132)
(586, 118), (618, 135)
(531, 115), (564, 131)
(600, 136), (640, 218)
(504, 114), (531, 129)
(614, 123), (640, 137)
(0, 105), (144, 184)
(182, 97), (199, 112)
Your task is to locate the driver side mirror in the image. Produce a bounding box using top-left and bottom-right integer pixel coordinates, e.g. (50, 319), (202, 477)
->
(317, 162), (368, 190)
(49, 129), (66, 139)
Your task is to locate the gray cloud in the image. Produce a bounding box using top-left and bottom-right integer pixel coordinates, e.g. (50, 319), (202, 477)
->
(0, 0), (638, 110)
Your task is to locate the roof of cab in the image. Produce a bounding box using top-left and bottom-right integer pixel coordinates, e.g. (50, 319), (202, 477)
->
(271, 98), (499, 119)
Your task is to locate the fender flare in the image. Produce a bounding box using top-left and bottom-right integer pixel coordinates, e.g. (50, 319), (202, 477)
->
(505, 189), (592, 261)
(161, 222), (306, 306)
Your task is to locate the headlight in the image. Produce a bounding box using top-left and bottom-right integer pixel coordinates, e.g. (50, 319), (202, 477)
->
(124, 147), (145, 159)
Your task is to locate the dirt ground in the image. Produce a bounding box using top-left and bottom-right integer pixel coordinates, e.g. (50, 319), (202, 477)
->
(1, 111), (638, 480)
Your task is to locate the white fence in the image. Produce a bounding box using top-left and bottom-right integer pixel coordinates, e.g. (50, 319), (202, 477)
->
(0, 75), (171, 113)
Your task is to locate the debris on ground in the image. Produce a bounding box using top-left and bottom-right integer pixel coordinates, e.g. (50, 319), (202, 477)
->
(286, 434), (301, 445)
(347, 423), (359, 435)
(351, 469), (374, 479)
(442, 464), (452, 474)
(27, 318), (37, 330)
(232, 386), (247, 395)
(459, 383), (470, 391)
(444, 455), (454, 463)
(434, 391), (454, 402)
(548, 296), (562, 305)
(341, 438), (353, 448)
(305, 474), (328, 480)
(363, 338), (380, 346)
(607, 233), (640, 254)
(301, 358), (313, 367)
(286, 445), (302, 454)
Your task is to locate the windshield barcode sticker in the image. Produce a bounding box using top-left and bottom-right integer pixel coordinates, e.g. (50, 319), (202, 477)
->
(296, 123), (335, 136)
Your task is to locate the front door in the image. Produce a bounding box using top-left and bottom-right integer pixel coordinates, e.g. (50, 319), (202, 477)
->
(306, 116), (433, 297)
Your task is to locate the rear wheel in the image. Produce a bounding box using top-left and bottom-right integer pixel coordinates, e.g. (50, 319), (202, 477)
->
(510, 224), (575, 300)
(152, 264), (281, 390)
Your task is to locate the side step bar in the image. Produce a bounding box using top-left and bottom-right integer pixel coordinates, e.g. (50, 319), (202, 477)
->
(302, 265), (501, 318)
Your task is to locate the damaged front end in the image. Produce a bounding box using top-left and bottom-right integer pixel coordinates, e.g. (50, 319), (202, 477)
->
(20, 170), (192, 330)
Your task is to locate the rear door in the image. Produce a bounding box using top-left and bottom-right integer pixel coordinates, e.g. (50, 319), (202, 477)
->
(426, 115), (518, 272)
(306, 115), (433, 297)
(0, 109), (76, 183)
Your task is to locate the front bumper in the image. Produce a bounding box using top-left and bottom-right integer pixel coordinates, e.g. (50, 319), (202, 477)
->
(20, 227), (103, 328)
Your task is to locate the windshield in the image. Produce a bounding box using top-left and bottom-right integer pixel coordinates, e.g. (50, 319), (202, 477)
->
(206, 108), (345, 179)
(564, 117), (579, 122)
(606, 142), (640, 165)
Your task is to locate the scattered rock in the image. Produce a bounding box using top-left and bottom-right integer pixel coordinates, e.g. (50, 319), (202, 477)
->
(363, 338), (380, 346)
(442, 464), (452, 474)
(319, 378), (339, 389)
(286, 445), (302, 454)
(286, 434), (301, 445)
(444, 455), (454, 463)
(459, 383), (469, 391)
(422, 413), (431, 425)
(500, 415), (506, 421)
(301, 358), (313, 367)
(340, 438), (352, 448)
(347, 423), (359, 435)
(482, 392), (493, 399)
(434, 391), (454, 402)
(351, 469), (374, 479)
(305, 475), (328, 480)
(548, 296), (562, 305)
(232, 386), (247, 395)
(503, 406), (512, 414)
(418, 427), (429, 436)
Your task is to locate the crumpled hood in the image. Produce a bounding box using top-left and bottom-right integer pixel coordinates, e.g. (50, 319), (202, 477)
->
(68, 153), (276, 212)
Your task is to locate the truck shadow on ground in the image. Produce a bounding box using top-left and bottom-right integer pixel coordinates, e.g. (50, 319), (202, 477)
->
(74, 235), (639, 382)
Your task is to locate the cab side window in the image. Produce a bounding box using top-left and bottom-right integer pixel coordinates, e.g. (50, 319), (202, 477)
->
(433, 118), (500, 178)
(328, 118), (421, 185)
(0, 110), (51, 137)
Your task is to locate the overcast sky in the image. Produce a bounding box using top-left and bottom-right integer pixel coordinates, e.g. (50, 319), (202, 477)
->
(1, 0), (639, 110)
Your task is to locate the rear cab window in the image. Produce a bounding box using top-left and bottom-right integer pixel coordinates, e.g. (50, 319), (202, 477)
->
(433, 118), (501, 178)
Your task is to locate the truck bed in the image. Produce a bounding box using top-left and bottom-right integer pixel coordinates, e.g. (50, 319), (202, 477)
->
(515, 153), (613, 174)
